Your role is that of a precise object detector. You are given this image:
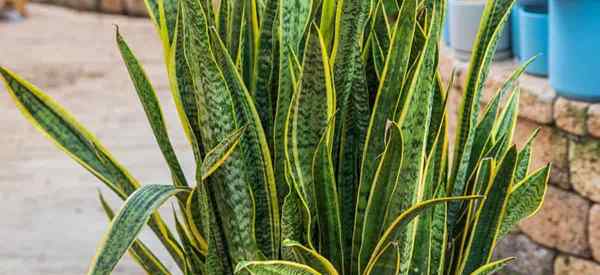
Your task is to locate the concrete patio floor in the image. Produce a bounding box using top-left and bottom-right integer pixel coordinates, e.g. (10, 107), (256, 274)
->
(0, 4), (194, 274)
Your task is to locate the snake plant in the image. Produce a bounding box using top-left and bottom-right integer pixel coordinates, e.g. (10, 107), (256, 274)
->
(0, 0), (549, 274)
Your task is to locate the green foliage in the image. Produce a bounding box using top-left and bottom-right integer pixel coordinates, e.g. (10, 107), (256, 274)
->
(1, 0), (550, 274)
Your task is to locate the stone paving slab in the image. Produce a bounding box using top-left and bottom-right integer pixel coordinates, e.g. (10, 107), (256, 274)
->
(1, 4), (193, 274)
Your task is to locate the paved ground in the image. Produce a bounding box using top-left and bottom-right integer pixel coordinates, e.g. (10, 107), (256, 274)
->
(0, 4), (194, 274)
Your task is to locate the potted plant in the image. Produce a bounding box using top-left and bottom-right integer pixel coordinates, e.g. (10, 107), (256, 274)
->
(517, 5), (548, 76)
(0, 0), (549, 274)
(449, 0), (512, 61)
(549, 0), (600, 101)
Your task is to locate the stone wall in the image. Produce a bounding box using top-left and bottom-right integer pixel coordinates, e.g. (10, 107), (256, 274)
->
(441, 48), (600, 275)
(31, 0), (148, 16)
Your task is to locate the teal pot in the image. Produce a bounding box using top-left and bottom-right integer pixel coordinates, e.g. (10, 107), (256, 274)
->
(511, 8), (520, 60)
(518, 5), (548, 76)
(517, 0), (548, 7)
(443, 3), (450, 45)
(549, 0), (600, 101)
(449, 0), (512, 61)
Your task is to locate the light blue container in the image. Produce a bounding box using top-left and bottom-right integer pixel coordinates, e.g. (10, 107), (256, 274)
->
(511, 8), (521, 60)
(549, 0), (600, 102)
(518, 5), (548, 76)
(518, 0), (547, 6)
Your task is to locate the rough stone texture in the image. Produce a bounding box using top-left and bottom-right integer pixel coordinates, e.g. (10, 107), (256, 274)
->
(588, 104), (600, 138)
(519, 76), (556, 124)
(494, 233), (555, 275)
(514, 120), (570, 189)
(64, 0), (97, 10)
(555, 256), (600, 275)
(590, 205), (600, 262)
(0, 5), (187, 274)
(100, 0), (122, 14)
(519, 186), (591, 257)
(554, 97), (590, 136)
(123, 0), (146, 16)
(570, 138), (600, 202)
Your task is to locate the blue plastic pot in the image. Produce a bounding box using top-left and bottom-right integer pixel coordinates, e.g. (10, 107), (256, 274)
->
(443, 4), (450, 45)
(511, 8), (521, 60)
(549, 0), (600, 101)
(517, 0), (548, 7)
(518, 5), (548, 76)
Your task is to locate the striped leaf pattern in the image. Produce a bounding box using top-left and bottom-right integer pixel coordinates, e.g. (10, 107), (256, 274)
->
(2, 0), (551, 274)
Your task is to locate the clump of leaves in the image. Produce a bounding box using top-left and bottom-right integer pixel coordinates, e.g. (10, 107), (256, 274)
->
(0, 0), (550, 274)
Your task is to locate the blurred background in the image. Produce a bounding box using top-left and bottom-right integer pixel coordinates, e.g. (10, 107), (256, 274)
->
(1, 1), (599, 274)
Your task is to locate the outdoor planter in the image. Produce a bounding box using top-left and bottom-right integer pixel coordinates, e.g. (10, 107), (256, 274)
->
(517, 0), (547, 7)
(549, 0), (600, 101)
(443, 5), (451, 45)
(449, 0), (512, 61)
(511, 8), (520, 60)
(517, 5), (548, 76)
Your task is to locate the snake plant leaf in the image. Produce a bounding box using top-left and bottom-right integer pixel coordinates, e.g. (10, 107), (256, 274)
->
(456, 158), (495, 269)
(494, 89), (520, 145)
(459, 146), (518, 275)
(235, 260), (321, 275)
(281, 184), (313, 259)
(184, 188), (209, 255)
(357, 122), (403, 274)
(252, 0), (280, 140)
(168, 7), (205, 162)
(449, 0), (517, 230)
(411, 105), (449, 275)
(429, 186), (450, 275)
(208, 26), (280, 259)
(514, 129), (539, 183)
(352, 0), (417, 270)
(181, 0), (263, 264)
(88, 185), (188, 275)
(274, 0), (314, 204)
(362, 196), (483, 275)
(228, 1), (244, 62)
(203, 184), (234, 275)
(116, 28), (189, 189)
(0, 66), (138, 198)
(97, 192), (171, 275)
(288, 25), (336, 218)
(378, 1), (442, 272)
(312, 128), (343, 272)
(470, 257), (516, 275)
(0, 66), (188, 272)
(143, 0), (161, 28)
(499, 165), (550, 237)
(200, 127), (245, 181)
(282, 240), (340, 275)
(330, 0), (372, 262)
(319, 0), (337, 50)
(217, 0), (229, 42)
(173, 208), (206, 275)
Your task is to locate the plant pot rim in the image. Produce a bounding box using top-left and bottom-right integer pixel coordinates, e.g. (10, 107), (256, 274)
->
(520, 5), (548, 16)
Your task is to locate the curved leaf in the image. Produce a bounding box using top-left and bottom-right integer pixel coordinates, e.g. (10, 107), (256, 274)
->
(235, 260), (321, 275)
(200, 127), (246, 181)
(470, 257), (515, 275)
(363, 196), (483, 274)
(117, 28), (188, 189)
(97, 192), (171, 275)
(499, 165), (550, 237)
(88, 185), (188, 275)
(283, 240), (340, 275)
